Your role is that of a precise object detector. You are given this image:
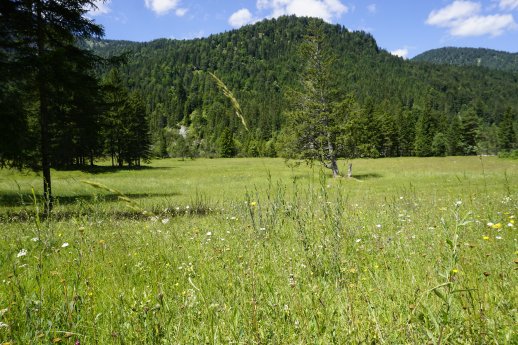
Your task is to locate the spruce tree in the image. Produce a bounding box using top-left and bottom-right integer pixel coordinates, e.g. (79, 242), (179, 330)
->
(1, 0), (104, 214)
(219, 128), (236, 158)
(281, 21), (344, 177)
(498, 108), (516, 152)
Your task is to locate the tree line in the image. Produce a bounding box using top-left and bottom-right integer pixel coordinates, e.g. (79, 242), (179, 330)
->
(0, 0), (151, 213)
(90, 16), (518, 160)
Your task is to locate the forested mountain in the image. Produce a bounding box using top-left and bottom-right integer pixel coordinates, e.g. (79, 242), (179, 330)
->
(413, 47), (518, 73)
(89, 16), (518, 158)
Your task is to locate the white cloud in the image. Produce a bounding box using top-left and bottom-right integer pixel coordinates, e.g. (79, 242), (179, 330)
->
(450, 14), (516, 36)
(229, 8), (254, 28)
(500, 0), (518, 10)
(175, 8), (188, 16)
(87, 0), (111, 16)
(256, 0), (348, 22)
(367, 4), (377, 14)
(144, 0), (183, 15)
(426, 1), (480, 27)
(426, 0), (517, 37)
(390, 48), (408, 59)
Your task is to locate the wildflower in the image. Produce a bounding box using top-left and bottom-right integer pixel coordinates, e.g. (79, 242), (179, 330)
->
(376, 224), (382, 228)
(491, 223), (502, 229)
(508, 223), (514, 227)
(355, 238), (361, 243)
(61, 242), (69, 248)
(495, 236), (502, 240)
(451, 269), (459, 274)
(206, 232), (212, 236)
(455, 200), (462, 206)
(259, 227), (266, 231)
(17, 249), (27, 258)
(161, 218), (170, 224)
(483, 236), (490, 240)
(249, 201), (257, 207)
(487, 222), (494, 227)
(31, 237), (39, 242)
(185, 205), (190, 209)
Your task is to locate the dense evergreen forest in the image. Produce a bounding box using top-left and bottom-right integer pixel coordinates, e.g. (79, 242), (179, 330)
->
(89, 16), (518, 159)
(413, 47), (518, 73)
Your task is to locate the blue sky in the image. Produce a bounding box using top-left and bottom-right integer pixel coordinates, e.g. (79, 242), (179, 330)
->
(88, 0), (518, 58)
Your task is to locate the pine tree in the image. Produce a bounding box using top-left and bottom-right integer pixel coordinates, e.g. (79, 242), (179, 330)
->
(447, 115), (463, 156)
(498, 107), (516, 152)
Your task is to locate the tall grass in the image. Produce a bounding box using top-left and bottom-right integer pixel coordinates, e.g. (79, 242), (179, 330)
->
(0, 157), (516, 343)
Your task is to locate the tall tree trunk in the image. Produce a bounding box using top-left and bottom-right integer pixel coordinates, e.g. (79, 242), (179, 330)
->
(36, 0), (52, 215)
(330, 159), (339, 178)
(327, 132), (340, 178)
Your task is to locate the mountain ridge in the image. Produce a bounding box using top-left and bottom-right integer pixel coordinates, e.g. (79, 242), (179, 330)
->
(412, 47), (518, 73)
(89, 16), (517, 157)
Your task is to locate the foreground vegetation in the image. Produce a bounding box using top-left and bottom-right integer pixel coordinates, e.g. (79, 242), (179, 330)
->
(0, 157), (517, 344)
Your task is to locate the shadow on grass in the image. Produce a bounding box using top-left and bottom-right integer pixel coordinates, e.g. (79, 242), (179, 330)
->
(351, 173), (383, 180)
(69, 165), (176, 175)
(0, 192), (179, 207)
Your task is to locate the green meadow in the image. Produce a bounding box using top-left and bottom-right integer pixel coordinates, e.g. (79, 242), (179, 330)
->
(0, 157), (517, 344)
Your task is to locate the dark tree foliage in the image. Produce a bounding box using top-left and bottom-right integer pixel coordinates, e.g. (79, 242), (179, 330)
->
(102, 68), (151, 167)
(498, 108), (517, 152)
(1, 0), (104, 214)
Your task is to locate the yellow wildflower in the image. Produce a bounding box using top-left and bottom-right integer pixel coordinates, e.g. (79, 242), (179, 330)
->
(483, 236), (490, 240)
(491, 223), (502, 229)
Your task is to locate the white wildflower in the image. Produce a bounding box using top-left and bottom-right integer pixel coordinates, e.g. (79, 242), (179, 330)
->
(206, 232), (212, 236)
(61, 242), (69, 248)
(376, 224), (382, 228)
(508, 223), (514, 227)
(161, 218), (170, 224)
(355, 239), (362, 243)
(31, 237), (39, 242)
(495, 236), (503, 240)
(17, 249), (27, 258)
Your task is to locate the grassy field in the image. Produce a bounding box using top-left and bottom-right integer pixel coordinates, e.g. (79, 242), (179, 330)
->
(0, 157), (516, 344)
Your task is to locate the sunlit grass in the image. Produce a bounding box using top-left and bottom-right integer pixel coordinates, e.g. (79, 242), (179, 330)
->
(0, 156), (516, 343)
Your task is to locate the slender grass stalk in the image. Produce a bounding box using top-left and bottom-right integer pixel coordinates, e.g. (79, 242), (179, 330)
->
(207, 71), (249, 132)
